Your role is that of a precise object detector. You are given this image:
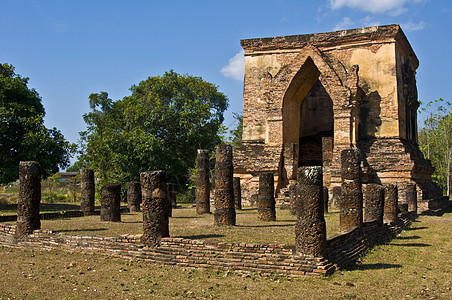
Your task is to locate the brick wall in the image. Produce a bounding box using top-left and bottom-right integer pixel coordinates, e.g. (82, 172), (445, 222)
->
(0, 217), (409, 277)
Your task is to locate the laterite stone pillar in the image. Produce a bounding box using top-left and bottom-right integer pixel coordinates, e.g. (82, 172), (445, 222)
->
(289, 185), (297, 215)
(166, 183), (173, 218)
(168, 183), (177, 208)
(127, 181), (141, 212)
(339, 149), (363, 232)
(363, 183), (384, 225)
(258, 173), (276, 221)
(100, 184), (121, 222)
(16, 161), (41, 237)
(140, 170), (169, 247)
(233, 177), (242, 210)
(323, 187), (329, 214)
(406, 183), (417, 214)
(80, 169), (95, 215)
(196, 149), (210, 214)
(294, 166), (326, 257)
(214, 144), (236, 226)
(383, 183), (398, 224)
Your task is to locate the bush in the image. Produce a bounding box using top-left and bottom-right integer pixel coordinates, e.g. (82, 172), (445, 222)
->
(177, 189), (196, 204)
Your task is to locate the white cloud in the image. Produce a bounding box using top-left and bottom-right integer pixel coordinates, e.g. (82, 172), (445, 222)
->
(402, 20), (426, 31)
(329, 0), (408, 15)
(220, 49), (245, 81)
(360, 16), (381, 27)
(334, 17), (353, 30)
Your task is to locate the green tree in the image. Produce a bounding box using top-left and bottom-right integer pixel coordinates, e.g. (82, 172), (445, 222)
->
(229, 112), (243, 147)
(418, 98), (452, 195)
(0, 62), (74, 184)
(78, 70), (228, 187)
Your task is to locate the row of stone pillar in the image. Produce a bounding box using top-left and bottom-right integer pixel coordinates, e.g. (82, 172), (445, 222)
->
(196, 146), (242, 218)
(80, 171), (176, 216)
(15, 161), (176, 236)
(338, 148), (419, 232)
(292, 148), (418, 257)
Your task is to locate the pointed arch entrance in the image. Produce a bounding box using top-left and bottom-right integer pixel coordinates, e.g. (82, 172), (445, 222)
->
(280, 56), (335, 187)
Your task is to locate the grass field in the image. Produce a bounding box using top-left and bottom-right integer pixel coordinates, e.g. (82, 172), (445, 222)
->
(0, 205), (451, 299)
(0, 211), (450, 299)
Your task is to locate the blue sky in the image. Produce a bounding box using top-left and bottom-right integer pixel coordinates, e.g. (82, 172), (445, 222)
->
(1, 0), (451, 166)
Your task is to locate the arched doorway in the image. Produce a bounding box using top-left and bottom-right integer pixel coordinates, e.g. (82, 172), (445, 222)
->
(281, 56), (334, 180)
(298, 79), (334, 167)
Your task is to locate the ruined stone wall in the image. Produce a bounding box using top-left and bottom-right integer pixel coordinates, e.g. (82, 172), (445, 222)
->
(0, 219), (407, 277)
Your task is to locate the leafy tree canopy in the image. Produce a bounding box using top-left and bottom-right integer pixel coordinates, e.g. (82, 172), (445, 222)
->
(418, 98), (452, 195)
(0, 62), (74, 184)
(78, 70), (229, 187)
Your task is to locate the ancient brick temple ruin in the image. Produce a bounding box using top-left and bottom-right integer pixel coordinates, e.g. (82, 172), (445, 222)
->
(233, 24), (442, 207)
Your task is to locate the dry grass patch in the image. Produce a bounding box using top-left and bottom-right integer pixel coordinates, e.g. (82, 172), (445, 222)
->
(0, 212), (450, 299)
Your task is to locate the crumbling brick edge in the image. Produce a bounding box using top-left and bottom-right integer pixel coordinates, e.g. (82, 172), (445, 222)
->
(0, 217), (414, 278)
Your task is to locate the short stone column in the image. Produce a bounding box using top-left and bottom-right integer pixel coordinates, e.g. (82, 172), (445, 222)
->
(16, 161), (41, 237)
(80, 169), (95, 215)
(168, 183), (177, 208)
(294, 166), (326, 257)
(140, 170), (169, 247)
(289, 185), (297, 215)
(406, 183), (417, 214)
(196, 149), (210, 214)
(339, 149), (363, 232)
(363, 183), (385, 225)
(323, 187), (329, 213)
(383, 183), (398, 224)
(166, 183), (173, 218)
(258, 173), (276, 221)
(233, 177), (242, 210)
(214, 144), (236, 226)
(127, 181), (141, 212)
(100, 184), (121, 222)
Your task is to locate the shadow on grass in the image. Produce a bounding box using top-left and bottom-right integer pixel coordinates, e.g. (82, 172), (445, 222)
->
(404, 226), (428, 231)
(356, 263), (403, 270)
(58, 228), (108, 233)
(1, 203), (84, 214)
(395, 235), (421, 240)
(178, 234), (224, 239)
(236, 224), (293, 228)
(390, 242), (431, 247)
(240, 208), (257, 212)
(40, 204), (81, 212)
(0, 204), (16, 211)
